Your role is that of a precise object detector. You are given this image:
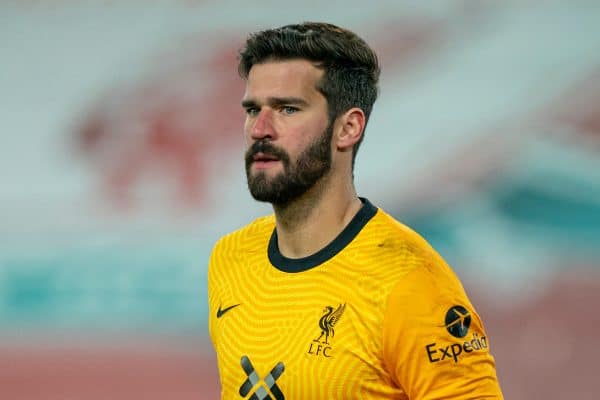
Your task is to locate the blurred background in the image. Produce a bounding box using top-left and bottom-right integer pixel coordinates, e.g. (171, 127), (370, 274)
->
(1, 1), (599, 399)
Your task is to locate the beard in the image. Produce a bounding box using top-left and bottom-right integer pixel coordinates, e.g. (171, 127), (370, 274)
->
(245, 123), (333, 205)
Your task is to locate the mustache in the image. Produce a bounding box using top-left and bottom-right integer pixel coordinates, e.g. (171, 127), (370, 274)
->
(245, 140), (290, 166)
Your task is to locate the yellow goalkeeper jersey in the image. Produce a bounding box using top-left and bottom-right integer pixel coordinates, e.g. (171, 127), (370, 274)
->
(208, 199), (503, 399)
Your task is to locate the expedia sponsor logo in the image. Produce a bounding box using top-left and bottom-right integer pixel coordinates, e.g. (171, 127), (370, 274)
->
(445, 305), (471, 338)
(425, 305), (488, 363)
(426, 332), (488, 363)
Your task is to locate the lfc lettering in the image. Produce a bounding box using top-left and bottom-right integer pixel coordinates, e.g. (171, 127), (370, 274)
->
(307, 342), (333, 358)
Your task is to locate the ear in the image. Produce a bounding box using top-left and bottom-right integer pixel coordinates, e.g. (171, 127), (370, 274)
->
(334, 107), (365, 152)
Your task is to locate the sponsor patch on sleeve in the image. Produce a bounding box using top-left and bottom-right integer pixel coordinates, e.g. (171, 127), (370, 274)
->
(424, 305), (488, 363)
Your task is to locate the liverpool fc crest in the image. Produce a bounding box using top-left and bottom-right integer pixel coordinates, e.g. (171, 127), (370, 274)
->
(308, 303), (346, 358)
(314, 303), (346, 344)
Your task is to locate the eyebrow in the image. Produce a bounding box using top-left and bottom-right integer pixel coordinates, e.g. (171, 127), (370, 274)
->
(241, 97), (309, 109)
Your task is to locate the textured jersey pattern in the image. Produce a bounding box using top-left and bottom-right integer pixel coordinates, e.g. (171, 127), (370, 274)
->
(208, 203), (502, 399)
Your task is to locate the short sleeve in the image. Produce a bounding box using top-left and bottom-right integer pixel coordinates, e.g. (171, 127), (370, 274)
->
(382, 260), (503, 399)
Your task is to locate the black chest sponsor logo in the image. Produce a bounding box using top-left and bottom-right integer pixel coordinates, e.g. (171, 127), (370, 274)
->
(425, 305), (488, 363)
(307, 303), (346, 358)
(239, 356), (285, 400)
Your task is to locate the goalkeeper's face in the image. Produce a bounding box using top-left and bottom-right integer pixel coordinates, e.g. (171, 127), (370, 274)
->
(242, 60), (334, 205)
(244, 123), (333, 205)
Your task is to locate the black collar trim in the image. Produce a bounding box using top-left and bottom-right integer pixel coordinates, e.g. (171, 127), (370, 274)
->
(268, 198), (377, 273)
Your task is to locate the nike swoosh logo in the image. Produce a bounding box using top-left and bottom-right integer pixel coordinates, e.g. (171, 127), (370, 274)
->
(216, 303), (241, 318)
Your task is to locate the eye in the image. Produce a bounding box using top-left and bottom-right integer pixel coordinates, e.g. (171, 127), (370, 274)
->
(245, 107), (259, 116)
(281, 106), (298, 115)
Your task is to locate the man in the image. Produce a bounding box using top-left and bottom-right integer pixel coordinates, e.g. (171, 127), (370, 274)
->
(208, 22), (503, 399)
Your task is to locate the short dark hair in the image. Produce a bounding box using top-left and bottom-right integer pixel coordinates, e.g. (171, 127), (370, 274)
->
(238, 22), (380, 167)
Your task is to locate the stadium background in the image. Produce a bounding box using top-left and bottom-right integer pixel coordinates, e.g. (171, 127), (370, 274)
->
(1, 1), (599, 399)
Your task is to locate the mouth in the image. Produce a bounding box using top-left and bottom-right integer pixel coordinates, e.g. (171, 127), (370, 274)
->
(253, 152), (279, 162)
(251, 152), (281, 169)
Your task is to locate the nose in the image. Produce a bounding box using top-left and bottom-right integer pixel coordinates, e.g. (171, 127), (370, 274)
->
(249, 108), (275, 140)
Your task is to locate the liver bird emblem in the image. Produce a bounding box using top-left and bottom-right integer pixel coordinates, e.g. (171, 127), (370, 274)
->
(314, 303), (346, 344)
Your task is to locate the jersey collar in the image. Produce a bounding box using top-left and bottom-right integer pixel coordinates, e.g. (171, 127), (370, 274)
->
(268, 198), (378, 273)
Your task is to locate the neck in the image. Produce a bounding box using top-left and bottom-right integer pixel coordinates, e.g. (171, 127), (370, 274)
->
(272, 174), (362, 259)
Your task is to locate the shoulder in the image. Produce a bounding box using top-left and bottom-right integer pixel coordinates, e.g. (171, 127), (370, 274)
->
(374, 208), (474, 341)
(374, 217), (500, 397)
(370, 208), (436, 251)
(208, 214), (275, 285)
(211, 214), (276, 256)
(342, 204), (460, 317)
(359, 205), (472, 319)
(359, 207), (444, 277)
(371, 208), (466, 300)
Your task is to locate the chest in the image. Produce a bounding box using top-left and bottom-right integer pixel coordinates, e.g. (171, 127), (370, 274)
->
(212, 264), (397, 399)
